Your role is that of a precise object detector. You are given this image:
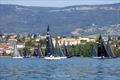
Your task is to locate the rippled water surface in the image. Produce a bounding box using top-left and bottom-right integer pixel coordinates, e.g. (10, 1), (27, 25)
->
(0, 57), (120, 80)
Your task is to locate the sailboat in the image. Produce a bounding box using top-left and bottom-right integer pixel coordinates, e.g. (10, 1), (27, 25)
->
(106, 35), (116, 58)
(59, 45), (67, 59)
(13, 42), (23, 58)
(60, 41), (72, 58)
(95, 35), (113, 59)
(54, 38), (67, 59)
(32, 45), (41, 58)
(23, 47), (30, 58)
(44, 25), (67, 60)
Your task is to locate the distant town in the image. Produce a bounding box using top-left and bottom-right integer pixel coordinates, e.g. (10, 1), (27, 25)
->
(0, 31), (120, 57)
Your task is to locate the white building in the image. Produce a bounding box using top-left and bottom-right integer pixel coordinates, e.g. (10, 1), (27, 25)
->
(17, 43), (25, 48)
(52, 36), (96, 46)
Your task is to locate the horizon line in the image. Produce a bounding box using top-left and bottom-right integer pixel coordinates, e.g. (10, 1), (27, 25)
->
(0, 2), (120, 8)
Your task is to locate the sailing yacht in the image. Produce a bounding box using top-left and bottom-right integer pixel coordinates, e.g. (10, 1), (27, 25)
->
(106, 35), (116, 58)
(95, 35), (114, 59)
(62, 42), (72, 58)
(44, 25), (67, 60)
(32, 45), (41, 58)
(13, 42), (23, 58)
(59, 45), (67, 59)
(23, 47), (30, 58)
(54, 38), (67, 59)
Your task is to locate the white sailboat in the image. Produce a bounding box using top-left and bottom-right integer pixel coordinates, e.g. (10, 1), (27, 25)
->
(44, 55), (61, 60)
(44, 55), (67, 60)
(23, 47), (30, 58)
(59, 45), (67, 59)
(13, 42), (23, 58)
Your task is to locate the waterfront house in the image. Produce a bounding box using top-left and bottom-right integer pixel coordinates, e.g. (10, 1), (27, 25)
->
(52, 36), (96, 46)
(17, 43), (25, 49)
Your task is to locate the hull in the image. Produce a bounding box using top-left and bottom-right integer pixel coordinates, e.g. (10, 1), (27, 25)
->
(93, 56), (112, 59)
(44, 56), (67, 60)
(23, 56), (31, 58)
(31, 56), (40, 58)
(13, 56), (23, 59)
(59, 56), (67, 59)
(93, 57), (105, 59)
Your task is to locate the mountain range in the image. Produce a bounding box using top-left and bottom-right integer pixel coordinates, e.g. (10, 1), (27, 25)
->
(0, 3), (120, 35)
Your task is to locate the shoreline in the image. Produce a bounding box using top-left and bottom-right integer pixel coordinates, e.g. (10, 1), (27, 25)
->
(0, 56), (11, 58)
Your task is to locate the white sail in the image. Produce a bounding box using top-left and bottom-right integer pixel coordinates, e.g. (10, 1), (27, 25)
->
(13, 42), (23, 58)
(107, 42), (116, 58)
(59, 45), (67, 59)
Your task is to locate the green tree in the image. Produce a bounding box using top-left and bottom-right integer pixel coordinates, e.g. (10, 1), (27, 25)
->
(38, 39), (46, 47)
(67, 42), (94, 57)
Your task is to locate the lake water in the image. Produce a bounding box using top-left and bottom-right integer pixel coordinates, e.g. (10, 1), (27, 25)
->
(0, 57), (120, 80)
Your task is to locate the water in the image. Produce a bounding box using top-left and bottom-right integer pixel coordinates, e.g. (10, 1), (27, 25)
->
(0, 57), (120, 80)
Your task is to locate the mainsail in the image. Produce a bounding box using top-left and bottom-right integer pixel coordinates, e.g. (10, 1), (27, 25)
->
(44, 26), (67, 59)
(23, 47), (29, 58)
(97, 35), (110, 58)
(54, 38), (61, 56)
(106, 35), (116, 58)
(54, 38), (66, 57)
(13, 42), (21, 58)
(60, 45), (66, 57)
(45, 25), (54, 57)
(62, 42), (70, 57)
(32, 46), (41, 57)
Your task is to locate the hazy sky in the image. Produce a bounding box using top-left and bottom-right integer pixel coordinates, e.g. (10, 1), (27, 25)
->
(0, 0), (120, 7)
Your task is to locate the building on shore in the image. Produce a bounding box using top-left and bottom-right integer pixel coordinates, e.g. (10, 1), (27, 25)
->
(0, 43), (13, 56)
(52, 36), (96, 46)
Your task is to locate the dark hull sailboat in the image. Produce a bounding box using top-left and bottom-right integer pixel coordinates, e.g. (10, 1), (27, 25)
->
(96, 35), (115, 59)
(32, 46), (42, 58)
(45, 25), (54, 57)
(98, 41), (109, 58)
(44, 25), (67, 60)
(23, 47), (30, 58)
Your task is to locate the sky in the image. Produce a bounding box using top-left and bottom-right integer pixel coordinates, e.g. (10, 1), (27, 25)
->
(0, 0), (120, 7)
